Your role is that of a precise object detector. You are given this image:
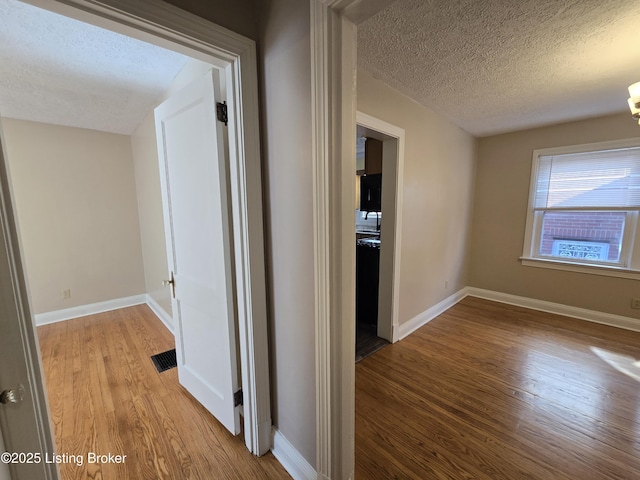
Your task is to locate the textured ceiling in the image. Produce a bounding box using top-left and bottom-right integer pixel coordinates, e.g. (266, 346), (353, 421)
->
(0, 0), (190, 135)
(358, 0), (640, 137)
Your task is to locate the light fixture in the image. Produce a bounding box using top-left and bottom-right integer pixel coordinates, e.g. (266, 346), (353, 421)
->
(628, 82), (640, 123)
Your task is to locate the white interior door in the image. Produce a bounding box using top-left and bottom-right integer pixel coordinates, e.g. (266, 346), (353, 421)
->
(0, 123), (58, 479)
(155, 69), (240, 435)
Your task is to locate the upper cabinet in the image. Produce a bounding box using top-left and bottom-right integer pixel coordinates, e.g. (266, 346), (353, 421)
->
(356, 135), (366, 171)
(364, 137), (382, 175)
(356, 136), (383, 175)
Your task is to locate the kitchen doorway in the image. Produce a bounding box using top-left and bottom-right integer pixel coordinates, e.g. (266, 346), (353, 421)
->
(355, 112), (405, 361)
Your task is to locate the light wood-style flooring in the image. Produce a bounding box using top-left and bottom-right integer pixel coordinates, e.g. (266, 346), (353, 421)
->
(38, 305), (290, 480)
(39, 297), (640, 479)
(356, 296), (640, 479)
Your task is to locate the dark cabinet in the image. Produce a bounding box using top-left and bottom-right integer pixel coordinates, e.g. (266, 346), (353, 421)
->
(365, 138), (383, 175)
(357, 137), (383, 175)
(360, 173), (382, 212)
(356, 244), (380, 328)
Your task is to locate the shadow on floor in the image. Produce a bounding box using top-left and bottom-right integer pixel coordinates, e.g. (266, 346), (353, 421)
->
(356, 323), (389, 363)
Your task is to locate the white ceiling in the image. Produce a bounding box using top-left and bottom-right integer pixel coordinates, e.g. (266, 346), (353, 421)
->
(358, 0), (640, 137)
(5, 0), (638, 139)
(0, 0), (191, 135)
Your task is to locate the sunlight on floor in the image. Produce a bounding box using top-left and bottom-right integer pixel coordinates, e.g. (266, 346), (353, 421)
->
(591, 346), (640, 383)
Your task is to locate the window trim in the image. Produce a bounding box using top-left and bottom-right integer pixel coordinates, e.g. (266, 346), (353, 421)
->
(521, 138), (640, 277)
(519, 256), (640, 280)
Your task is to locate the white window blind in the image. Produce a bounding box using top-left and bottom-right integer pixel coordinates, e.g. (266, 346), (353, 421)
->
(534, 147), (640, 210)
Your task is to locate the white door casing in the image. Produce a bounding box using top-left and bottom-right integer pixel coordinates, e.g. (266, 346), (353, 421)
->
(155, 69), (240, 435)
(0, 122), (58, 480)
(0, 432), (10, 480)
(311, 1), (361, 478)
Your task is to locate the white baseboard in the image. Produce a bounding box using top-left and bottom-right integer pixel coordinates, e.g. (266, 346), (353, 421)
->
(465, 287), (640, 333)
(397, 286), (640, 340)
(397, 289), (468, 340)
(145, 294), (173, 334)
(271, 428), (316, 480)
(34, 294), (147, 326)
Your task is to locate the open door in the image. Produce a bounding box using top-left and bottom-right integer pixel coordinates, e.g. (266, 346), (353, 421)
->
(0, 121), (58, 479)
(154, 69), (241, 435)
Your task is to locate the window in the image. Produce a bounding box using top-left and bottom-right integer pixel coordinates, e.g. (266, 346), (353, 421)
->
(522, 139), (640, 276)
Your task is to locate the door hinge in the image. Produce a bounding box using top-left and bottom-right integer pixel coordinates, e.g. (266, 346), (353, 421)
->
(216, 101), (228, 126)
(234, 389), (243, 407)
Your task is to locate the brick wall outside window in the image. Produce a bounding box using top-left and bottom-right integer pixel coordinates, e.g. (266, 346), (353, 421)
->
(540, 211), (626, 262)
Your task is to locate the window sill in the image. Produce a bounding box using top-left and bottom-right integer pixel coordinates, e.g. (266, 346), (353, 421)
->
(520, 257), (640, 280)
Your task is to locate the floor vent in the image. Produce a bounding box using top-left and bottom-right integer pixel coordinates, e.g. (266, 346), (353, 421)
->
(151, 349), (177, 373)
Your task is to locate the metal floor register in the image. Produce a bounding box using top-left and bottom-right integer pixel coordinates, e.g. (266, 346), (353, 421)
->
(151, 349), (177, 373)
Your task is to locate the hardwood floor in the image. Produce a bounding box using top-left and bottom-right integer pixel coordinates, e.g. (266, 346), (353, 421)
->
(355, 296), (640, 480)
(38, 305), (290, 480)
(39, 297), (640, 479)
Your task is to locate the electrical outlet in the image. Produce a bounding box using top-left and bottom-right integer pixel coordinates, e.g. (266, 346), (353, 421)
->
(444, 280), (449, 289)
(632, 298), (640, 309)
(62, 289), (71, 300)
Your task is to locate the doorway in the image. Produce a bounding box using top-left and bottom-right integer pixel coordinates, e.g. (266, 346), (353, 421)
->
(355, 128), (387, 361)
(0, 1), (270, 473)
(355, 112), (405, 361)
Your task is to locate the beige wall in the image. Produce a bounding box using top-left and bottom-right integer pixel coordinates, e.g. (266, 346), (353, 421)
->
(258, 0), (317, 467)
(130, 110), (172, 317)
(470, 112), (640, 318)
(164, 0), (258, 41)
(357, 69), (477, 324)
(3, 118), (145, 314)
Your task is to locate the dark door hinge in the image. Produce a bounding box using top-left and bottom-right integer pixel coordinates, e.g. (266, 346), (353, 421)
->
(234, 389), (243, 407)
(216, 101), (228, 126)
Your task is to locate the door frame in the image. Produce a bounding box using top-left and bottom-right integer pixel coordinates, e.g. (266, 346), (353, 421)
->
(13, 0), (271, 455)
(310, 2), (357, 478)
(310, 1), (398, 478)
(0, 122), (58, 479)
(356, 111), (405, 343)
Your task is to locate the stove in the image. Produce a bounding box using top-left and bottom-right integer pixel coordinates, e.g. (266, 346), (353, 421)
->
(357, 238), (381, 248)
